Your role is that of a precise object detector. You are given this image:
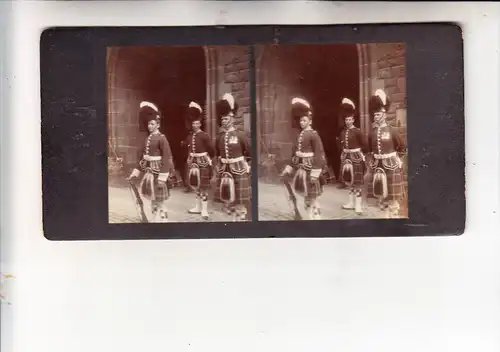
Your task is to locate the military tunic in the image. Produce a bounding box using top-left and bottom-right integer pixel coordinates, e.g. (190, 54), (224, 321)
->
(215, 127), (252, 205)
(339, 126), (368, 187)
(288, 128), (326, 202)
(185, 130), (215, 191)
(367, 124), (406, 201)
(135, 131), (175, 202)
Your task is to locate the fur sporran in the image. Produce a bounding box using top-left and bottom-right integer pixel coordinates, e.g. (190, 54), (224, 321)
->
(220, 172), (236, 204)
(188, 164), (201, 190)
(292, 168), (308, 197)
(139, 172), (156, 200)
(372, 167), (388, 199)
(342, 160), (354, 186)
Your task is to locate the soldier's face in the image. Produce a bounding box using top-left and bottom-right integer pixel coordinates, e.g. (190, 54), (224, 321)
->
(374, 110), (386, 124)
(148, 120), (159, 133)
(221, 114), (233, 128)
(300, 115), (311, 129)
(345, 116), (354, 127)
(192, 120), (201, 131)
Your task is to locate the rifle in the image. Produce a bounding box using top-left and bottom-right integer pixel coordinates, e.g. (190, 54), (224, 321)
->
(128, 179), (149, 223)
(281, 174), (302, 220)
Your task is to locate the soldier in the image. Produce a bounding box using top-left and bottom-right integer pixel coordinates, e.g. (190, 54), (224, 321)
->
(281, 97), (326, 220)
(128, 101), (175, 222)
(214, 93), (252, 221)
(185, 101), (216, 220)
(339, 98), (368, 215)
(367, 89), (407, 218)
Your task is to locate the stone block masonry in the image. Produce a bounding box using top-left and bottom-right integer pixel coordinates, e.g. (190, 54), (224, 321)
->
(215, 46), (251, 133)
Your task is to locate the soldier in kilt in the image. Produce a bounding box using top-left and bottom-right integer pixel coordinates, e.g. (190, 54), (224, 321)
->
(339, 98), (368, 215)
(128, 101), (175, 222)
(281, 97), (326, 220)
(214, 93), (252, 222)
(367, 89), (407, 218)
(185, 101), (216, 220)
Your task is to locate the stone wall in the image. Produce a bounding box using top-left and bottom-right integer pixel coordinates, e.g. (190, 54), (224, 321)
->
(214, 46), (251, 135)
(256, 45), (302, 180)
(367, 42), (407, 142)
(107, 47), (151, 169)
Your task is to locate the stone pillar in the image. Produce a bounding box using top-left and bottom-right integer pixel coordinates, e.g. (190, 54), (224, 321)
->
(107, 47), (148, 168)
(256, 45), (302, 180)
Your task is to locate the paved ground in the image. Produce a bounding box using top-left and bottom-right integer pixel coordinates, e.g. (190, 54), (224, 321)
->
(258, 182), (392, 221)
(109, 180), (398, 223)
(108, 186), (243, 223)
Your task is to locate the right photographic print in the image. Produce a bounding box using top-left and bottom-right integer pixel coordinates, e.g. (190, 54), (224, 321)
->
(256, 43), (408, 221)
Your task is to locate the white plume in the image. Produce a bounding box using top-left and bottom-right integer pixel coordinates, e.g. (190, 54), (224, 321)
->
(189, 101), (202, 113)
(291, 97), (310, 109)
(374, 89), (387, 105)
(140, 101), (159, 112)
(342, 98), (355, 109)
(222, 93), (235, 109)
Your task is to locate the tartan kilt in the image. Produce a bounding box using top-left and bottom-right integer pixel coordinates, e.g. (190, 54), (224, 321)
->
(291, 166), (322, 201)
(215, 161), (252, 205)
(188, 164), (213, 191)
(340, 154), (365, 188)
(187, 155), (213, 191)
(369, 157), (404, 201)
(139, 172), (170, 202)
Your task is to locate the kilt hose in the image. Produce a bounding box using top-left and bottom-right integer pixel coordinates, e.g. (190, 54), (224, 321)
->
(187, 155), (213, 192)
(340, 151), (365, 188)
(369, 156), (404, 201)
(215, 161), (252, 206)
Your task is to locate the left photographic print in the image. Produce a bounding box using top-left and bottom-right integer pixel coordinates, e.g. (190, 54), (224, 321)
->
(107, 46), (253, 223)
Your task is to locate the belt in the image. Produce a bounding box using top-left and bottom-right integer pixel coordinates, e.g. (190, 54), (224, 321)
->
(295, 152), (314, 158)
(143, 155), (162, 161)
(373, 151), (397, 159)
(190, 152), (208, 157)
(221, 156), (245, 164)
(343, 148), (362, 153)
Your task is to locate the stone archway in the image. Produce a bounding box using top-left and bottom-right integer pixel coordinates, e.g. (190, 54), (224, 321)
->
(107, 46), (208, 168)
(255, 44), (365, 176)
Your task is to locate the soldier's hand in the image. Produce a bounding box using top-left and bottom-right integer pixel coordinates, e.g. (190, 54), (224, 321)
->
(281, 165), (293, 177)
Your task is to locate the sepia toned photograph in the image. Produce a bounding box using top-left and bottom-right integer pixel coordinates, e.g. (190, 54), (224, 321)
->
(256, 43), (408, 221)
(41, 24), (464, 239)
(107, 46), (253, 223)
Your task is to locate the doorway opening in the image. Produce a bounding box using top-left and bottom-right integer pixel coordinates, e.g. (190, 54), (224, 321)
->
(138, 46), (206, 172)
(288, 44), (359, 173)
(109, 46), (206, 175)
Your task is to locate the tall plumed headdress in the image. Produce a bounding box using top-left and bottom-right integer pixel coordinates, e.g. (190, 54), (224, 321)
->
(185, 101), (204, 123)
(291, 97), (312, 121)
(368, 89), (391, 116)
(339, 97), (356, 119)
(139, 101), (161, 130)
(216, 93), (239, 120)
